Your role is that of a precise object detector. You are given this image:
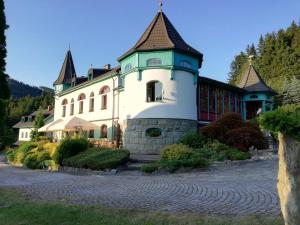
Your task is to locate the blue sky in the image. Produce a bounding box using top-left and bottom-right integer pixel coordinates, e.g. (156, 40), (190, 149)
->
(5, 0), (300, 88)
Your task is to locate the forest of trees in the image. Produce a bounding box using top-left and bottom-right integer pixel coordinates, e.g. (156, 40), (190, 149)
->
(228, 21), (300, 93)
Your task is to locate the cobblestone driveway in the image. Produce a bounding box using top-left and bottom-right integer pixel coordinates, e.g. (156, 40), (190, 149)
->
(0, 155), (280, 215)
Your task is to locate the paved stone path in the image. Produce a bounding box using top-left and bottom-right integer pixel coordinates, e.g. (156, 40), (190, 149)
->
(0, 155), (280, 215)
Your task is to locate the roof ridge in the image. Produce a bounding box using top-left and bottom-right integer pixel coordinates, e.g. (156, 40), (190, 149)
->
(160, 12), (175, 48)
(134, 12), (160, 49)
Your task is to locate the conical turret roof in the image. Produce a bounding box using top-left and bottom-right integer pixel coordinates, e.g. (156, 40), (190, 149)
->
(238, 64), (276, 94)
(118, 11), (203, 67)
(54, 50), (76, 85)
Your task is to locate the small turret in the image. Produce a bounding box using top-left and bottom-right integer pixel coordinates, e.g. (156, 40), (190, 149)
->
(53, 50), (76, 93)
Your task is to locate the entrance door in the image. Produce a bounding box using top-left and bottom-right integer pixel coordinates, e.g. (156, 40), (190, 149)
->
(246, 101), (262, 120)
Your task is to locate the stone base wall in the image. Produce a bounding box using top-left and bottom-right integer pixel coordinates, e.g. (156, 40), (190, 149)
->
(122, 118), (197, 154)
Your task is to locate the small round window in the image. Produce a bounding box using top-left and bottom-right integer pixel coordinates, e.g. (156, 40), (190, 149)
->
(146, 128), (162, 137)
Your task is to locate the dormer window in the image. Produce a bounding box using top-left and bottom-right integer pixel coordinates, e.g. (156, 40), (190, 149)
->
(147, 58), (162, 66)
(180, 60), (192, 69)
(124, 63), (132, 72)
(147, 81), (163, 102)
(62, 99), (68, 117)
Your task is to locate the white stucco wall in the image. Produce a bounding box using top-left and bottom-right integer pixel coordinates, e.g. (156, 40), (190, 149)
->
(18, 128), (33, 141)
(119, 69), (197, 121)
(54, 77), (119, 123)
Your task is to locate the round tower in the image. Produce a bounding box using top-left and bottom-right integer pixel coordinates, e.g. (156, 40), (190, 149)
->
(118, 11), (203, 154)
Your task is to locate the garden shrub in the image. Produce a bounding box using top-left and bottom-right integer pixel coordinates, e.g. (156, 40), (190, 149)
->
(160, 144), (193, 161)
(200, 140), (250, 161)
(226, 127), (267, 152)
(62, 147), (130, 170)
(141, 163), (159, 173)
(258, 104), (300, 141)
(42, 142), (59, 157)
(200, 125), (225, 142)
(200, 112), (266, 151)
(23, 150), (51, 169)
(54, 138), (89, 165)
(178, 132), (209, 148)
(9, 142), (38, 164)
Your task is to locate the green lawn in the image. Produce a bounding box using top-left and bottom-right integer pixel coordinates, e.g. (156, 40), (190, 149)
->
(0, 189), (284, 225)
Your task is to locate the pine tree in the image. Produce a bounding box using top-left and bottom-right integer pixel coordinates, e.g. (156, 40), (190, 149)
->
(30, 109), (45, 141)
(228, 21), (300, 93)
(0, 0), (10, 149)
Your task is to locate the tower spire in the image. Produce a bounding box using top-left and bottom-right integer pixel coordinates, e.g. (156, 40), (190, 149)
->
(159, 0), (163, 12)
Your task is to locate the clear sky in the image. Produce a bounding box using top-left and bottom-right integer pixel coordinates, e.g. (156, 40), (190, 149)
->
(5, 0), (300, 88)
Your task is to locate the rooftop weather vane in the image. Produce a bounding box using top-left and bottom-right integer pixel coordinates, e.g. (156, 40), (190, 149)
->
(159, 0), (163, 12)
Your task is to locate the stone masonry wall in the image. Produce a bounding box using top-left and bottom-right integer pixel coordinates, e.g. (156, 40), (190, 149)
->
(122, 118), (197, 154)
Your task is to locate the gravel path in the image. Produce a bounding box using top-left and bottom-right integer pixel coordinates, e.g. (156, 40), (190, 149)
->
(0, 154), (280, 215)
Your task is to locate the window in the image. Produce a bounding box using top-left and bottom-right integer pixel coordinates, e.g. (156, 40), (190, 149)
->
(100, 125), (107, 138)
(100, 86), (110, 110)
(89, 92), (94, 112)
(124, 63), (132, 72)
(25, 132), (28, 138)
(180, 60), (192, 69)
(21, 132), (24, 138)
(146, 58), (162, 66)
(146, 128), (162, 137)
(250, 95), (258, 99)
(78, 93), (86, 114)
(146, 81), (163, 102)
(70, 98), (74, 115)
(89, 129), (94, 138)
(62, 99), (68, 117)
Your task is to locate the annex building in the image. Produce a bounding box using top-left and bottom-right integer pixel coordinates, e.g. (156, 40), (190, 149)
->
(42, 10), (276, 154)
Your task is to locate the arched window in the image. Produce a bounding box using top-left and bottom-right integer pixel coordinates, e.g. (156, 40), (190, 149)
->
(124, 63), (132, 72)
(78, 93), (86, 114)
(99, 86), (110, 110)
(89, 92), (94, 112)
(100, 124), (107, 138)
(70, 98), (74, 116)
(146, 58), (162, 66)
(61, 99), (68, 117)
(180, 60), (192, 69)
(146, 81), (163, 102)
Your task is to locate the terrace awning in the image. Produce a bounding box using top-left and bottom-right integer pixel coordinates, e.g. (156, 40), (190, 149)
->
(38, 119), (64, 132)
(39, 117), (98, 132)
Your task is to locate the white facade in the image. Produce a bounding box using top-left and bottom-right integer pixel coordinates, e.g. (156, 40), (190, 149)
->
(119, 69), (197, 121)
(53, 67), (197, 141)
(18, 128), (33, 142)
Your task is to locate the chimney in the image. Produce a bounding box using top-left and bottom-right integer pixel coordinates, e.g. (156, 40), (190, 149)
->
(104, 64), (111, 70)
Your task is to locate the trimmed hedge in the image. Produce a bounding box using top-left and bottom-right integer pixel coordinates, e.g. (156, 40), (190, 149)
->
(54, 138), (89, 165)
(62, 147), (130, 170)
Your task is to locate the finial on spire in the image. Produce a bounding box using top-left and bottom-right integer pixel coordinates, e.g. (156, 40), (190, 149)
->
(159, 0), (163, 12)
(248, 55), (254, 65)
(68, 43), (71, 51)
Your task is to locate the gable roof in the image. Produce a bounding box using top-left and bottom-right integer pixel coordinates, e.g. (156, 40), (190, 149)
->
(238, 65), (276, 94)
(13, 109), (54, 129)
(54, 50), (76, 85)
(118, 11), (203, 67)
